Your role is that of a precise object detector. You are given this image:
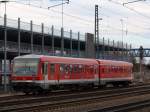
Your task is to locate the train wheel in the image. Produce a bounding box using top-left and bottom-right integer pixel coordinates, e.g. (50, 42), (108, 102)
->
(37, 88), (44, 95)
(98, 84), (106, 88)
(122, 82), (129, 87)
(41, 90), (49, 95)
(33, 87), (44, 95)
(113, 83), (120, 87)
(70, 85), (79, 91)
(23, 90), (30, 95)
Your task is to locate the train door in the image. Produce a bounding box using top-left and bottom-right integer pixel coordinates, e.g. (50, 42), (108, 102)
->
(55, 64), (60, 84)
(49, 63), (56, 81)
(42, 62), (48, 89)
(99, 64), (104, 85)
(94, 65), (99, 86)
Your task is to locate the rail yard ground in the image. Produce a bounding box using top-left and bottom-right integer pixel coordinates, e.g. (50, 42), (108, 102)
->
(133, 72), (150, 86)
(0, 82), (150, 112)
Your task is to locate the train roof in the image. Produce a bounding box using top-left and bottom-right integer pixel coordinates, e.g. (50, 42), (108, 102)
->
(14, 54), (98, 64)
(96, 59), (133, 66)
(14, 54), (132, 66)
(14, 54), (95, 60)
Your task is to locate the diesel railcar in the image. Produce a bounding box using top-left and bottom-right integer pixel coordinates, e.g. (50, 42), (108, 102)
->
(11, 54), (133, 94)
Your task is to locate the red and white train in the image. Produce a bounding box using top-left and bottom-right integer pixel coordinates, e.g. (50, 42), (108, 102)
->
(11, 54), (133, 94)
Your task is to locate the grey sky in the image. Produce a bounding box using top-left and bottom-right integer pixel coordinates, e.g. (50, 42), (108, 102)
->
(0, 0), (150, 48)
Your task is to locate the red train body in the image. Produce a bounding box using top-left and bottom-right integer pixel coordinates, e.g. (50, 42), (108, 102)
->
(11, 55), (133, 94)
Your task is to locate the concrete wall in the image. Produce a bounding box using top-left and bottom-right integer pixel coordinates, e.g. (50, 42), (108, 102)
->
(85, 33), (95, 58)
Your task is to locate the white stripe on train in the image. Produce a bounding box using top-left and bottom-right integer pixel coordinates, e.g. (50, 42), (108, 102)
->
(12, 77), (132, 84)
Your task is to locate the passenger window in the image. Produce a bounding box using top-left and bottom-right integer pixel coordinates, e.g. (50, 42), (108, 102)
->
(102, 68), (105, 73)
(70, 65), (73, 73)
(108, 66), (111, 73)
(86, 65), (89, 73)
(112, 66), (114, 72)
(60, 64), (65, 75)
(74, 65), (78, 73)
(50, 64), (55, 76)
(90, 65), (94, 74)
(83, 65), (86, 73)
(94, 65), (98, 74)
(104, 66), (107, 73)
(123, 67), (125, 72)
(65, 65), (70, 74)
(79, 65), (83, 73)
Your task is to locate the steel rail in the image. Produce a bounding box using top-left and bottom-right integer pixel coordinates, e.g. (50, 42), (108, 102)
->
(89, 99), (150, 112)
(1, 84), (150, 112)
(0, 83), (150, 107)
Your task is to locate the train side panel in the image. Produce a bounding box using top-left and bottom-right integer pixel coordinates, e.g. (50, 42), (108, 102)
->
(11, 55), (133, 94)
(97, 60), (133, 85)
(40, 57), (99, 88)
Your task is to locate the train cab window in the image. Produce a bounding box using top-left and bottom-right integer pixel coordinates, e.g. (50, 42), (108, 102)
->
(50, 64), (55, 76)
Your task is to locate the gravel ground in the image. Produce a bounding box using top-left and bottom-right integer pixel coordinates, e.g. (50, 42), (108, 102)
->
(134, 72), (150, 83)
(130, 107), (150, 112)
(44, 93), (150, 112)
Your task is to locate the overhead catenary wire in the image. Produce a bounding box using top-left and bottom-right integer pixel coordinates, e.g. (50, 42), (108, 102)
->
(8, 0), (150, 29)
(25, 1), (150, 37)
(99, 12), (150, 30)
(64, 0), (150, 30)
(108, 0), (150, 20)
(1, 0), (149, 39)
(123, 0), (146, 5)
(4, 1), (95, 26)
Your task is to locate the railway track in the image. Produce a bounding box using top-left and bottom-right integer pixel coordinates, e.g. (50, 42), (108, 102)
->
(0, 82), (148, 102)
(1, 83), (150, 112)
(0, 83), (149, 106)
(89, 99), (150, 112)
